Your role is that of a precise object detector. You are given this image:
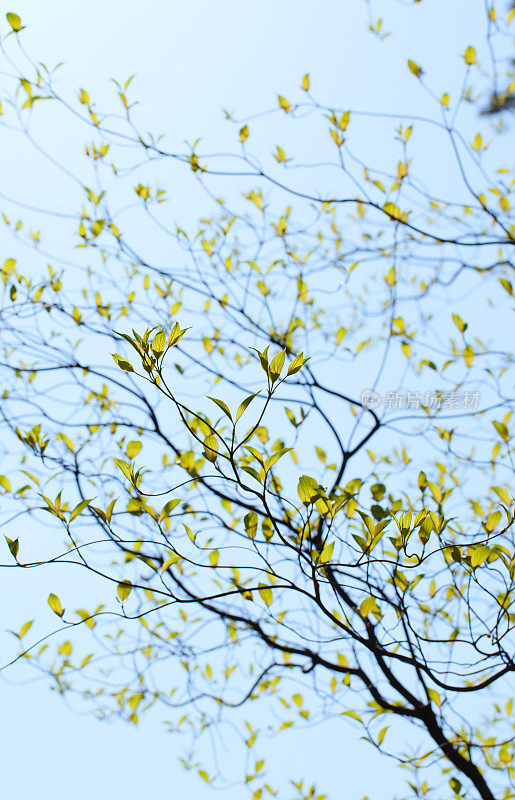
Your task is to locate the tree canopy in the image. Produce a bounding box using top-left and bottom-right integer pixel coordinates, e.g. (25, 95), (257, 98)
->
(0, 5), (514, 800)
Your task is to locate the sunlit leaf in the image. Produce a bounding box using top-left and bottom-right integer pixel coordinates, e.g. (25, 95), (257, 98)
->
(117, 580), (132, 601)
(48, 593), (64, 617)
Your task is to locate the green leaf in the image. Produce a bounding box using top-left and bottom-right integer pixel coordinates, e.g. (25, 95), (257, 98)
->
(493, 420), (509, 442)
(485, 510), (501, 532)
(19, 620), (33, 638)
(241, 465), (264, 484)
(258, 585), (273, 606)
(168, 321), (188, 347)
(112, 353), (134, 372)
(471, 545), (490, 568)
(339, 110), (350, 131)
(452, 313), (467, 333)
(117, 580), (132, 601)
(6, 12), (22, 31)
(463, 345), (475, 367)
(159, 498), (181, 521)
(262, 517), (274, 541)
(203, 435), (219, 462)
(207, 396), (233, 421)
(151, 329), (166, 356)
(0, 475), (12, 493)
(297, 475), (318, 505)
(383, 201), (403, 221)
(377, 726), (388, 746)
(114, 459), (133, 482)
(161, 553), (180, 571)
(48, 593), (64, 617)
(251, 345), (270, 375)
(128, 692), (143, 710)
(236, 393), (257, 421)
(315, 487), (332, 516)
(287, 352), (309, 376)
(277, 95), (291, 112)
(427, 687), (441, 706)
(269, 349), (286, 382)
(319, 540), (335, 564)
(244, 511), (258, 539)
(76, 609), (96, 629)
(264, 447), (291, 472)
(69, 498), (93, 523)
(342, 710), (362, 723)
(499, 278), (513, 296)
(492, 486), (511, 506)
(360, 596), (376, 617)
(126, 440), (142, 459)
(463, 45), (476, 65)
(56, 433), (75, 453)
(5, 536), (19, 559)
(407, 59), (422, 77)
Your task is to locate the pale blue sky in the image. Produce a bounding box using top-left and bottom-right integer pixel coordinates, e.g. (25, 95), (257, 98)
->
(0, 2), (503, 798)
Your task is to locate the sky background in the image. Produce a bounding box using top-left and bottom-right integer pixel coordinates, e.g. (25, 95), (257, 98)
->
(0, 2), (507, 798)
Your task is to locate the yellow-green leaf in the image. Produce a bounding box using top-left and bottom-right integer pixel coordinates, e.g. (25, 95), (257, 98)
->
(463, 345), (474, 367)
(298, 475), (318, 505)
(278, 95), (291, 113)
(493, 420), (509, 442)
(48, 593), (64, 617)
(401, 341), (412, 358)
(471, 545), (490, 568)
(244, 511), (258, 539)
(463, 46), (476, 65)
(236, 393), (257, 421)
(69, 498), (93, 523)
(342, 710), (362, 722)
(19, 620), (33, 638)
(151, 329), (166, 356)
(161, 553), (180, 571)
(5, 536), (19, 559)
(207, 396), (232, 420)
(427, 687), (441, 706)
(203, 435), (219, 462)
(269, 349), (286, 382)
(117, 580), (132, 601)
(126, 441), (142, 459)
(360, 596), (377, 617)
(287, 352), (308, 376)
(320, 541), (335, 564)
(6, 12), (22, 31)
(407, 59), (422, 77)
(452, 313), (467, 333)
(258, 585), (273, 606)
(160, 498), (181, 521)
(485, 510), (501, 532)
(377, 726), (388, 746)
(492, 486), (511, 505)
(112, 354), (134, 372)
